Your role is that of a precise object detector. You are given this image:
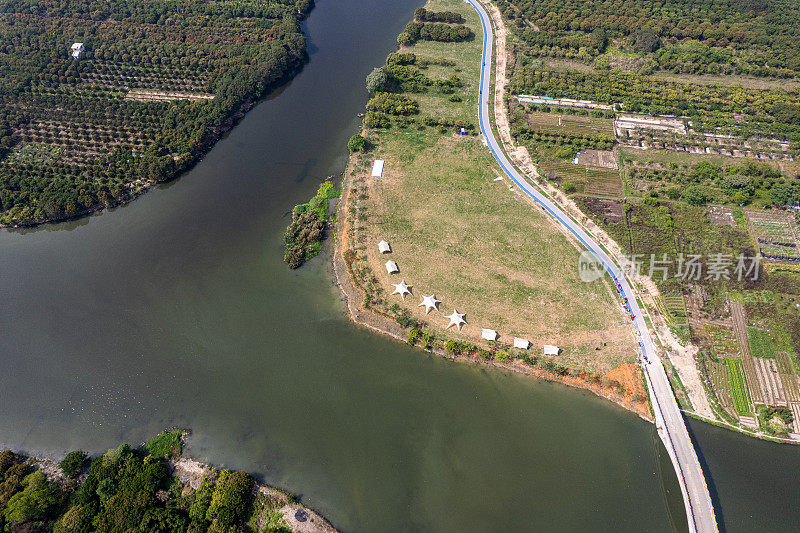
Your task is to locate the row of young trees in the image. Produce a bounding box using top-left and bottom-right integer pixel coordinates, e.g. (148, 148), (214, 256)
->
(498, 0), (800, 77)
(398, 21), (474, 45)
(413, 7), (464, 24)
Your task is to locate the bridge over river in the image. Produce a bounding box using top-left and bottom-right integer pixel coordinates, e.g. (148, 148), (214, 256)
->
(465, 0), (719, 530)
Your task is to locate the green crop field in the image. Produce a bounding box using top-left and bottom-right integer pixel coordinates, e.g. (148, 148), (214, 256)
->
(747, 327), (777, 359)
(725, 358), (752, 415)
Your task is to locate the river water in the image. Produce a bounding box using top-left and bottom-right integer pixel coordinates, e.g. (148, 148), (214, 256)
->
(0, 0), (797, 531)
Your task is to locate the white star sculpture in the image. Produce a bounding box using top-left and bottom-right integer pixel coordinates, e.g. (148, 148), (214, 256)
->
(392, 280), (412, 299)
(417, 294), (441, 314)
(446, 310), (467, 331)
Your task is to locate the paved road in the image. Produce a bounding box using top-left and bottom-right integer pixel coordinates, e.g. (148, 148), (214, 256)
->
(464, 1), (718, 531)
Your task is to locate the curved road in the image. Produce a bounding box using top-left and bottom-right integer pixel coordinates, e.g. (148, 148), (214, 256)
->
(464, 0), (718, 531)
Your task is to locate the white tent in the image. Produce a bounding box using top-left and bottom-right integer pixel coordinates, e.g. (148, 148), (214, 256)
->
(371, 160), (384, 177)
(482, 329), (498, 341)
(417, 294), (441, 315)
(391, 281), (412, 299)
(385, 260), (398, 274)
(513, 338), (531, 350)
(445, 310), (466, 330)
(543, 344), (560, 356)
(378, 240), (391, 254)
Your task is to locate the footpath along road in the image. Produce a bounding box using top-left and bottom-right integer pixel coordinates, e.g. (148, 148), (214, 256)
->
(464, 0), (718, 531)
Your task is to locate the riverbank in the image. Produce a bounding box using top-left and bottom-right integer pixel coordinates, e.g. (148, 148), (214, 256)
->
(332, 0), (650, 420)
(1, 431), (337, 533)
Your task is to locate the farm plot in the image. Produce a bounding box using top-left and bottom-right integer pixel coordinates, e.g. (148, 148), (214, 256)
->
(777, 352), (800, 402)
(526, 111), (615, 137)
(725, 358), (753, 415)
(662, 292), (688, 325)
(753, 357), (787, 406)
(747, 326), (777, 359)
(539, 160), (623, 197)
(702, 323), (740, 357)
(746, 209), (800, 261)
(578, 197), (624, 224)
(706, 359), (737, 418)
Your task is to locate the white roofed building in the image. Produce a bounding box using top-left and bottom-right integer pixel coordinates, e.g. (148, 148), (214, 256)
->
(71, 43), (85, 59)
(385, 260), (399, 274)
(378, 240), (391, 253)
(371, 159), (384, 177)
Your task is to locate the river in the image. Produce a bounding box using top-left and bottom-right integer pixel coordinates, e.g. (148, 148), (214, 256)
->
(0, 0), (797, 531)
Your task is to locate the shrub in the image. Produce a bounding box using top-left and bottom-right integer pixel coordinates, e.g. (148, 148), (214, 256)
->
(407, 328), (420, 344)
(3, 470), (58, 525)
(365, 67), (389, 93)
(366, 93), (419, 115)
(347, 134), (366, 153)
(444, 340), (474, 355)
(205, 470), (254, 527)
(145, 430), (184, 459)
(60, 450), (88, 478)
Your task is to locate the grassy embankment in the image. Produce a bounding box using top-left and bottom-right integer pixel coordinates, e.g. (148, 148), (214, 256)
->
(342, 0), (642, 384)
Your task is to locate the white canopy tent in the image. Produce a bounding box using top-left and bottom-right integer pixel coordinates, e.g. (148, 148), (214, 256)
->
(391, 281), (412, 299)
(385, 260), (399, 274)
(543, 344), (560, 356)
(417, 294), (441, 315)
(445, 310), (466, 331)
(481, 329), (498, 341)
(371, 160), (384, 177)
(378, 240), (391, 253)
(513, 338), (531, 350)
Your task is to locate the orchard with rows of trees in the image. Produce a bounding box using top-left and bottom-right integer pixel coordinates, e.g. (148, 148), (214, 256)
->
(0, 0), (314, 226)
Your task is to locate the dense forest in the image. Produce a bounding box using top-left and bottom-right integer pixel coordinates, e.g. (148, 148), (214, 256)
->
(496, 0), (800, 77)
(0, 431), (309, 532)
(0, 0), (313, 226)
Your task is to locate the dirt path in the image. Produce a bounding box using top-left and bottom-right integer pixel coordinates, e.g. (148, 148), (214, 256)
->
(480, 0), (716, 420)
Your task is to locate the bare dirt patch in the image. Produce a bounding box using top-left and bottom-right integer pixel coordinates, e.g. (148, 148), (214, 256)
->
(576, 149), (618, 169)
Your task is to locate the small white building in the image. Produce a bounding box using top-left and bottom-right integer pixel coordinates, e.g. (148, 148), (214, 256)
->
(385, 260), (398, 274)
(513, 337), (530, 350)
(378, 240), (391, 254)
(70, 43), (85, 59)
(371, 159), (384, 177)
(543, 344), (560, 356)
(481, 328), (498, 341)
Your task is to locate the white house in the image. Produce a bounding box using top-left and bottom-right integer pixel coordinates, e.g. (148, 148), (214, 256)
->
(481, 328), (498, 341)
(543, 344), (560, 356)
(371, 159), (384, 177)
(378, 240), (391, 254)
(385, 260), (399, 274)
(71, 43), (85, 59)
(513, 337), (530, 350)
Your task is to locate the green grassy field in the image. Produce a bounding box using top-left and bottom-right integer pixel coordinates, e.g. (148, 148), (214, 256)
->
(348, 0), (637, 372)
(725, 358), (752, 415)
